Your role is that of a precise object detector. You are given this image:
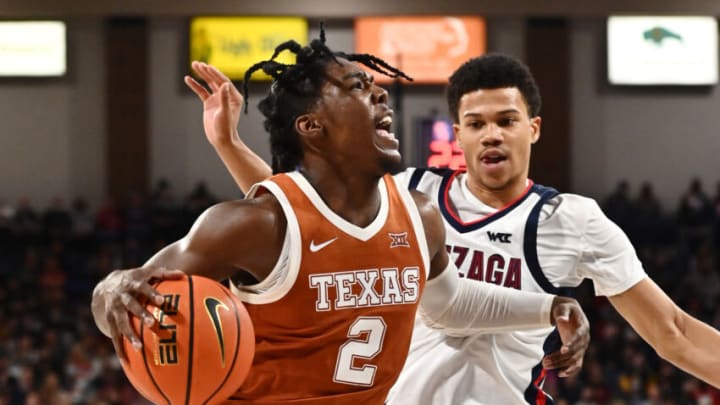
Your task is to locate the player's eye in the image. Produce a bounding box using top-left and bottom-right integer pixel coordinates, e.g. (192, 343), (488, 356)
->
(467, 121), (483, 129)
(499, 118), (517, 126)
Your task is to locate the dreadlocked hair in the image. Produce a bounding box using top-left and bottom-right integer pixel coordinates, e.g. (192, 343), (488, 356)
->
(242, 23), (412, 173)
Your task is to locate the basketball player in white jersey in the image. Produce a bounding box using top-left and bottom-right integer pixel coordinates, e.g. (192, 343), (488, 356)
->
(92, 36), (590, 404)
(191, 50), (720, 403)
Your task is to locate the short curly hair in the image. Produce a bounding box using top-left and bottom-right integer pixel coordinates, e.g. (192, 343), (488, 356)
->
(446, 53), (541, 123)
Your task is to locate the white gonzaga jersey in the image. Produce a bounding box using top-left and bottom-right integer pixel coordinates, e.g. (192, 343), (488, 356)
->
(387, 168), (647, 405)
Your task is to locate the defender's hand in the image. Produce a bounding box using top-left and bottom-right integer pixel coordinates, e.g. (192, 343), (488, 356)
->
(92, 267), (185, 361)
(543, 296), (590, 377)
(184, 61), (244, 148)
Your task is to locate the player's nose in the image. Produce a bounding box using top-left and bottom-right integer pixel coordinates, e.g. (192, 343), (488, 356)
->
(372, 85), (388, 105)
(481, 124), (503, 145)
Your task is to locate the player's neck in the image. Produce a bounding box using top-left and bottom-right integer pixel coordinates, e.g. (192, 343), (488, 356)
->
(464, 176), (530, 210)
(298, 165), (382, 227)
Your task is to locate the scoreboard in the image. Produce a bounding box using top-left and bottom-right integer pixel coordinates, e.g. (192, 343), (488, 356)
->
(415, 118), (466, 170)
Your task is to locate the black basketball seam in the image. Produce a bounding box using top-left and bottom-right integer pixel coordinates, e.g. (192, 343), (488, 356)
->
(141, 299), (171, 405)
(185, 275), (195, 405)
(204, 288), (243, 404)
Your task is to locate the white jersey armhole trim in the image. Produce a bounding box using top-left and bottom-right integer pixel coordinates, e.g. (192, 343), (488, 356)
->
(393, 176), (431, 279)
(230, 179), (303, 305)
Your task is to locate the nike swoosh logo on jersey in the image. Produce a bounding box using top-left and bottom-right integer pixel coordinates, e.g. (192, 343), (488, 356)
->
(309, 237), (338, 252)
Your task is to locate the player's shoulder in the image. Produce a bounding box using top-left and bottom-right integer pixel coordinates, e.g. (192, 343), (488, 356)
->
(540, 191), (607, 227)
(213, 192), (282, 213)
(408, 188), (446, 254)
(200, 193), (285, 234)
(550, 192), (602, 211)
(394, 166), (459, 191)
(408, 188), (435, 211)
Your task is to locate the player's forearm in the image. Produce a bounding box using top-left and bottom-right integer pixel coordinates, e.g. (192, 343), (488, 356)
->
(214, 138), (272, 194)
(654, 313), (720, 387)
(419, 264), (554, 332)
(610, 278), (720, 387)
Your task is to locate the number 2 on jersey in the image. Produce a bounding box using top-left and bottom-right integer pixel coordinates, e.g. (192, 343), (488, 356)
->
(333, 316), (387, 386)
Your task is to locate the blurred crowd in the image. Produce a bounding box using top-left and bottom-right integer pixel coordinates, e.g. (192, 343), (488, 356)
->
(0, 180), (218, 405)
(0, 177), (719, 405)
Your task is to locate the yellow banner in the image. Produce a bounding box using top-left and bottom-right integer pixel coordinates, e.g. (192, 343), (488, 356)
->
(189, 17), (308, 81)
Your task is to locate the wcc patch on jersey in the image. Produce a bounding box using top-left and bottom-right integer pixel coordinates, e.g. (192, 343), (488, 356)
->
(486, 230), (512, 243)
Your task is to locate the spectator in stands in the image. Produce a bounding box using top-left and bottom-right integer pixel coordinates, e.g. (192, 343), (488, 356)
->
(677, 177), (713, 253)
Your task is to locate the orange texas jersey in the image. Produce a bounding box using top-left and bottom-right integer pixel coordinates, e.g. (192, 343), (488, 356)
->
(226, 172), (430, 405)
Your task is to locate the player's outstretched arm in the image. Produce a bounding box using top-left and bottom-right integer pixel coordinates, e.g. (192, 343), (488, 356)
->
(91, 195), (285, 360)
(185, 61), (272, 192)
(412, 190), (590, 376)
(574, 196), (720, 386)
(609, 278), (720, 387)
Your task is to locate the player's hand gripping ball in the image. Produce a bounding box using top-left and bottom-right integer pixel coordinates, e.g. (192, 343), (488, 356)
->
(118, 274), (255, 404)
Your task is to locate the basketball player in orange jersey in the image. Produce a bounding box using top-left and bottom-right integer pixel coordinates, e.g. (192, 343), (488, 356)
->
(198, 47), (720, 403)
(91, 32), (590, 404)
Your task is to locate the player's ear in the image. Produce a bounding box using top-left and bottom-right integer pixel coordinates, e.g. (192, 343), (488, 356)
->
(296, 113), (322, 137)
(453, 123), (463, 148)
(296, 113), (324, 152)
(529, 116), (541, 144)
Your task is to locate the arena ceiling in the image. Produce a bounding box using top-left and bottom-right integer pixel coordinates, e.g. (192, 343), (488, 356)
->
(0, 0), (718, 18)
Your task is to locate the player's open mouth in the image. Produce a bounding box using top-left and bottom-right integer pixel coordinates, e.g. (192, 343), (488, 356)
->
(482, 156), (506, 164)
(480, 151), (507, 166)
(375, 115), (396, 141)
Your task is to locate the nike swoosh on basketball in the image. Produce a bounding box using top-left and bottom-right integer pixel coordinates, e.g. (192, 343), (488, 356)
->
(204, 297), (228, 367)
(309, 237), (338, 252)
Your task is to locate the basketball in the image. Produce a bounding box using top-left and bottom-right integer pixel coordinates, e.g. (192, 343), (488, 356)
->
(118, 274), (255, 405)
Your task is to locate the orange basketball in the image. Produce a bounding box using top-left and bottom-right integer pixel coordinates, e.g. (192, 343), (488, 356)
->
(118, 274), (255, 405)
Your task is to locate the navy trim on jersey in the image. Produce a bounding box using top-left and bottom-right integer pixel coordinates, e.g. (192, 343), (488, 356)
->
(439, 172), (537, 233)
(522, 329), (561, 405)
(522, 185), (579, 404)
(407, 168), (425, 191)
(523, 185), (562, 294)
(407, 167), (454, 191)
